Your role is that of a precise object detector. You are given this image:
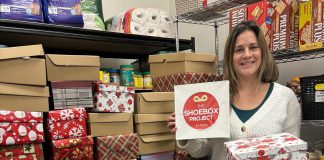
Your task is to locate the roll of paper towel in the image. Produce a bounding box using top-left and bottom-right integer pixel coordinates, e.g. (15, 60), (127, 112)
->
(145, 25), (159, 37)
(158, 25), (175, 38)
(131, 8), (147, 24)
(130, 22), (145, 35)
(147, 8), (161, 25)
(160, 11), (173, 24)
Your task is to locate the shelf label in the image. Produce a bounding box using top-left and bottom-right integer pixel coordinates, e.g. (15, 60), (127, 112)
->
(299, 42), (323, 51)
(315, 91), (324, 102)
(315, 84), (324, 91)
(48, 6), (58, 14)
(0, 5), (11, 13)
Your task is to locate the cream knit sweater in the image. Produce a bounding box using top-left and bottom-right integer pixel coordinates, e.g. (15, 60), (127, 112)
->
(177, 83), (301, 160)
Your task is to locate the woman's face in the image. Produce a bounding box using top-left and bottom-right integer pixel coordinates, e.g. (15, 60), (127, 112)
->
(233, 30), (261, 80)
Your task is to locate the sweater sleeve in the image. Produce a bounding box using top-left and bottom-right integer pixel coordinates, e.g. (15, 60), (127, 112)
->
(283, 89), (301, 137)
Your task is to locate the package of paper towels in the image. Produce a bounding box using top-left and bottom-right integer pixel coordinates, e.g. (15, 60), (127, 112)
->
(81, 0), (105, 31)
(0, 0), (43, 22)
(106, 8), (175, 38)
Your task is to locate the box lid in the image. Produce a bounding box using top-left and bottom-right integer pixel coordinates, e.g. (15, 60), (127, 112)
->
(135, 114), (169, 123)
(140, 133), (175, 143)
(139, 92), (174, 102)
(0, 110), (43, 123)
(48, 108), (87, 123)
(0, 44), (44, 60)
(148, 53), (217, 64)
(97, 84), (135, 94)
(46, 54), (100, 67)
(0, 83), (49, 97)
(224, 133), (308, 159)
(87, 113), (132, 123)
(52, 136), (93, 149)
(51, 81), (93, 89)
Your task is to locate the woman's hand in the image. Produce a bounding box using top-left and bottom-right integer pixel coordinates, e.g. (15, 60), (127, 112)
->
(167, 112), (177, 134)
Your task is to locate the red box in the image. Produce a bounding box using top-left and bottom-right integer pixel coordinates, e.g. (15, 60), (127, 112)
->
(47, 108), (87, 140)
(0, 143), (43, 158)
(0, 110), (44, 145)
(93, 83), (135, 113)
(52, 136), (94, 160)
(95, 133), (139, 160)
(152, 73), (221, 92)
(229, 6), (247, 32)
(1, 153), (44, 160)
(312, 0), (323, 43)
(270, 0), (291, 51)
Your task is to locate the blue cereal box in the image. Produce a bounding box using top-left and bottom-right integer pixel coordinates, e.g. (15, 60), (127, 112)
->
(43, 0), (84, 27)
(0, 0), (43, 22)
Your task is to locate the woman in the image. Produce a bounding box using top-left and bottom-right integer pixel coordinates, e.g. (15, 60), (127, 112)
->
(167, 21), (301, 159)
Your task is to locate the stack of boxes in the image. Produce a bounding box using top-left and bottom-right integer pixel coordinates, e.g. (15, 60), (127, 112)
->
(0, 45), (48, 159)
(90, 83), (139, 159)
(146, 52), (219, 159)
(45, 53), (101, 159)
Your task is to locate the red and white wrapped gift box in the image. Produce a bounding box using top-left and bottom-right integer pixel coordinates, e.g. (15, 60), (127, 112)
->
(0, 143), (44, 159)
(47, 108), (87, 140)
(152, 73), (222, 92)
(0, 110), (44, 146)
(93, 83), (135, 113)
(224, 133), (308, 160)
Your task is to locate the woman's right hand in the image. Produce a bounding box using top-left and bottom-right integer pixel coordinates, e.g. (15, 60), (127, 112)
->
(167, 112), (177, 134)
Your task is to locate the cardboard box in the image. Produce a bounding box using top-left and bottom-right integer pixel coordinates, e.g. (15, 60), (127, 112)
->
(229, 6), (247, 32)
(270, 0), (291, 51)
(135, 114), (170, 135)
(225, 133), (308, 160)
(0, 44), (46, 86)
(148, 53), (217, 78)
(140, 151), (174, 160)
(0, 83), (49, 112)
(299, 1), (313, 50)
(46, 54), (100, 81)
(0, 143), (43, 158)
(135, 92), (174, 114)
(312, 0), (323, 46)
(138, 133), (175, 155)
(152, 73), (221, 92)
(290, 0), (300, 49)
(87, 113), (133, 137)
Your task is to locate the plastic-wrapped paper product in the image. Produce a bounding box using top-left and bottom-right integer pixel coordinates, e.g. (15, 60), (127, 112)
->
(0, 0), (43, 22)
(81, 0), (104, 30)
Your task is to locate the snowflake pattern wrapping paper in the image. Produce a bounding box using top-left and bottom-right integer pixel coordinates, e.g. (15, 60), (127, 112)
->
(0, 110), (44, 146)
(152, 73), (222, 92)
(224, 133), (308, 160)
(95, 133), (139, 160)
(47, 108), (87, 140)
(52, 135), (93, 160)
(0, 143), (44, 160)
(93, 83), (135, 113)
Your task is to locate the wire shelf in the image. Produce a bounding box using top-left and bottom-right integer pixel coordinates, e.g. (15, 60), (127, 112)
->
(273, 47), (324, 63)
(177, 0), (260, 26)
(302, 120), (324, 127)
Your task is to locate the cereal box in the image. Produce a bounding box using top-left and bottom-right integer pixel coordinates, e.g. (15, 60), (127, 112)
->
(299, 1), (312, 47)
(270, 0), (291, 52)
(290, 0), (300, 49)
(312, 0), (323, 45)
(229, 6), (247, 32)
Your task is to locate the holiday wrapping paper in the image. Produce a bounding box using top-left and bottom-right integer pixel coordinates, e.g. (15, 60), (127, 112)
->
(152, 73), (222, 92)
(47, 108), (87, 140)
(1, 153), (44, 160)
(175, 151), (208, 160)
(0, 143), (43, 158)
(224, 133), (308, 160)
(52, 135), (93, 160)
(175, 81), (230, 140)
(140, 151), (174, 160)
(95, 133), (139, 160)
(51, 81), (94, 110)
(93, 83), (135, 113)
(0, 110), (44, 146)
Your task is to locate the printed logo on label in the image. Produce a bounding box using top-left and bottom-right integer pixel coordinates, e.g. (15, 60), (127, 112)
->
(183, 92), (219, 130)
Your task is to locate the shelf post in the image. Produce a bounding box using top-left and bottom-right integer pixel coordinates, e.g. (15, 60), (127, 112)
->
(175, 16), (180, 53)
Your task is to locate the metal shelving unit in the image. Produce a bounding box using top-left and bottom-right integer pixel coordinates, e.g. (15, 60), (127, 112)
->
(302, 120), (324, 127)
(0, 19), (194, 59)
(273, 47), (324, 63)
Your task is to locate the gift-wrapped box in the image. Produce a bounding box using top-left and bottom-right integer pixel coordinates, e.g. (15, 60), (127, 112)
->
(140, 151), (174, 160)
(0, 110), (44, 145)
(52, 136), (93, 160)
(224, 133), (308, 160)
(47, 108), (87, 140)
(0, 143), (44, 160)
(175, 151), (208, 160)
(152, 73), (222, 92)
(51, 81), (94, 110)
(93, 83), (135, 113)
(95, 133), (139, 160)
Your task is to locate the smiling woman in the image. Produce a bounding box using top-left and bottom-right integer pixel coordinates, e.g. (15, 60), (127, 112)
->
(167, 21), (302, 160)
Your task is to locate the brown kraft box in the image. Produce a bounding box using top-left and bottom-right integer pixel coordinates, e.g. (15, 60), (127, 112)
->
(135, 114), (170, 135)
(138, 133), (175, 155)
(0, 44), (46, 86)
(135, 92), (174, 114)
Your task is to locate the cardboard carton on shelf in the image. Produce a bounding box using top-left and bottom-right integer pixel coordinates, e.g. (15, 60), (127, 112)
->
(135, 114), (170, 135)
(135, 92), (174, 114)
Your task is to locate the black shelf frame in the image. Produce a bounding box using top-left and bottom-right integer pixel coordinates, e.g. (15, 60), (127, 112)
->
(273, 47), (324, 63)
(0, 19), (195, 59)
